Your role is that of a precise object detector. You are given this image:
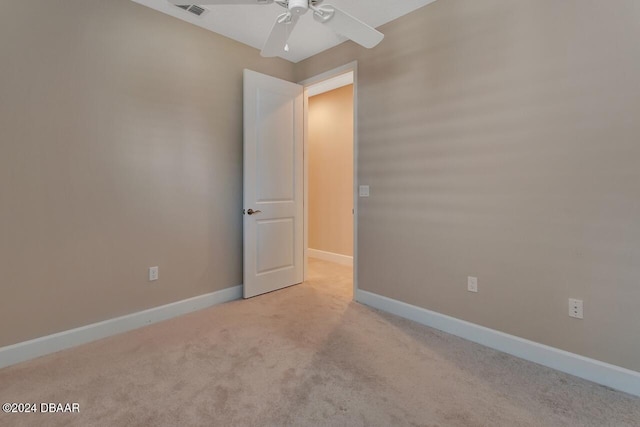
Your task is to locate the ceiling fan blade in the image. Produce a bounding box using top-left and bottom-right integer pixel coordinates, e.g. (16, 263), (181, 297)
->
(167, 0), (273, 5)
(261, 12), (300, 57)
(314, 5), (384, 49)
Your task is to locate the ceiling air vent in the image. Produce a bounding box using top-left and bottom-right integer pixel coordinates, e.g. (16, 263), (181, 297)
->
(174, 4), (209, 17)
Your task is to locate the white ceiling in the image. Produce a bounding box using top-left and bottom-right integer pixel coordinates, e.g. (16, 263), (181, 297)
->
(130, 0), (437, 63)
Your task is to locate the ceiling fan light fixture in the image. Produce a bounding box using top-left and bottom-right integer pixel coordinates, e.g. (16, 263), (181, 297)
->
(166, 0), (384, 57)
(288, 0), (309, 15)
(311, 5), (333, 22)
(277, 12), (293, 24)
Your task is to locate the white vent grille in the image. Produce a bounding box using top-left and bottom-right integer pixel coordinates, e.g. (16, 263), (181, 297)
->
(174, 4), (209, 17)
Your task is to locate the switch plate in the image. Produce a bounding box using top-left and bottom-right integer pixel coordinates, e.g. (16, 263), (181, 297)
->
(467, 276), (478, 293)
(149, 266), (159, 282)
(359, 185), (370, 197)
(569, 298), (583, 319)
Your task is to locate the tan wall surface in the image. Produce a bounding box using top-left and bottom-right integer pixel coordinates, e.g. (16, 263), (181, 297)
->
(0, 0), (294, 347)
(296, 0), (640, 371)
(3, 0), (640, 374)
(308, 85), (354, 257)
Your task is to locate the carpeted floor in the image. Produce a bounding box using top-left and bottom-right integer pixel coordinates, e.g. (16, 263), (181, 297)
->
(1, 258), (638, 426)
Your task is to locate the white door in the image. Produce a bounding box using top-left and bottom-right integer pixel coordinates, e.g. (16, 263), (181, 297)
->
(243, 69), (304, 298)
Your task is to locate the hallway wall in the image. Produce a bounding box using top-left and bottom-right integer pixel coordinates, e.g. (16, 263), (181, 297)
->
(308, 85), (354, 257)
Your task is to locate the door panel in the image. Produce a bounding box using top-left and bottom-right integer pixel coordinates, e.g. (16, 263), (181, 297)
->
(256, 218), (295, 274)
(256, 89), (295, 202)
(244, 69), (303, 298)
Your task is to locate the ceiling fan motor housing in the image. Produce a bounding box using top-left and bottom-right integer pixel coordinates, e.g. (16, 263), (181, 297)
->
(288, 0), (309, 14)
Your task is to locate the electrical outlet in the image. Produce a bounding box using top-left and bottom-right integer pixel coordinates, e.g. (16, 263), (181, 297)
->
(568, 298), (583, 319)
(359, 185), (370, 197)
(467, 276), (478, 293)
(149, 266), (159, 282)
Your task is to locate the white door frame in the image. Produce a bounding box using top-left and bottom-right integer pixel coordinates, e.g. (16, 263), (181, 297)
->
(299, 61), (359, 299)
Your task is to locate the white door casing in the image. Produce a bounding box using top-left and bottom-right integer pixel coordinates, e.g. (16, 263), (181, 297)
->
(299, 61), (358, 294)
(243, 69), (304, 298)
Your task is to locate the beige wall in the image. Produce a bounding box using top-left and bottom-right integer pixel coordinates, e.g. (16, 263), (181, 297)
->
(297, 0), (640, 372)
(0, 0), (293, 347)
(3, 0), (640, 375)
(308, 85), (354, 257)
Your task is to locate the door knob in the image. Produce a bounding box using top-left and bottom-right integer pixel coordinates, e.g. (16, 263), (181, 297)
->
(247, 209), (262, 215)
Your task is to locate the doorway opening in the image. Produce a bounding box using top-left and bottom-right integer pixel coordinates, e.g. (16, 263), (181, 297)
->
(301, 63), (357, 298)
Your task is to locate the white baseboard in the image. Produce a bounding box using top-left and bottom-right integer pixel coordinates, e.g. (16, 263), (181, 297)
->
(356, 289), (640, 397)
(308, 248), (353, 267)
(0, 285), (243, 370)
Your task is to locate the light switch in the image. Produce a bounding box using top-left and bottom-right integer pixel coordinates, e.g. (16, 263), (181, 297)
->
(359, 185), (370, 197)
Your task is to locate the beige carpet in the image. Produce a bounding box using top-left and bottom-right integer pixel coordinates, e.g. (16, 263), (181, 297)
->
(1, 258), (638, 427)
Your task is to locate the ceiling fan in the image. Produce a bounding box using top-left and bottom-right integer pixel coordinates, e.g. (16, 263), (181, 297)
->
(168, 0), (384, 57)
